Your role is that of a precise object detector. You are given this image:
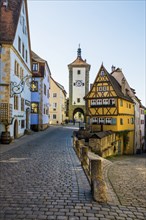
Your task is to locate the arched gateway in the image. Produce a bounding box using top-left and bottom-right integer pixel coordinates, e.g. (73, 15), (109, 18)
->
(73, 108), (84, 122)
(68, 46), (90, 122)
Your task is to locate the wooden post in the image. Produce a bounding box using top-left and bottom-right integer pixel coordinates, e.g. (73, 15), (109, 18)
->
(91, 159), (107, 203)
(81, 146), (88, 167)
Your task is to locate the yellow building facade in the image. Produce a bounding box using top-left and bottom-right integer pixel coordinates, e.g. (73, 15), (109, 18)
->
(49, 76), (67, 124)
(84, 65), (135, 154)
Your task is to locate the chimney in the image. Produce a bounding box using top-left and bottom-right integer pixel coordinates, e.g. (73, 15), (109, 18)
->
(121, 77), (126, 95)
(111, 65), (116, 72)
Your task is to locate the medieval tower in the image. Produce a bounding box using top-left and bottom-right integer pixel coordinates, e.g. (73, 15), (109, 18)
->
(68, 46), (90, 122)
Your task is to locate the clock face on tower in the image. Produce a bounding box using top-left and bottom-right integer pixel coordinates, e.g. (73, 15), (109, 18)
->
(75, 80), (83, 87)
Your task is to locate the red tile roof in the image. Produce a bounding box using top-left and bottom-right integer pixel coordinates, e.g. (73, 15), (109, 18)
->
(0, 0), (22, 44)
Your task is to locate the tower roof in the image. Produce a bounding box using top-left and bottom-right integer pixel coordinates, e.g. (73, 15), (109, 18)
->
(68, 46), (90, 68)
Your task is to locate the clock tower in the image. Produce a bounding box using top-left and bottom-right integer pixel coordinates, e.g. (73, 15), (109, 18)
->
(68, 46), (91, 122)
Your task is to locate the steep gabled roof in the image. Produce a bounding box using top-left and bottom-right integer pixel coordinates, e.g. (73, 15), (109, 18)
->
(31, 51), (46, 63)
(85, 64), (133, 102)
(0, 0), (22, 44)
(51, 76), (67, 96)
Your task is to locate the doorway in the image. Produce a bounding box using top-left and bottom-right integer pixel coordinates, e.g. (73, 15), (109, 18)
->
(14, 119), (18, 139)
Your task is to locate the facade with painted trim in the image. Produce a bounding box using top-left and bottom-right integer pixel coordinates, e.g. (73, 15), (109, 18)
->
(31, 51), (51, 131)
(0, 0), (32, 139)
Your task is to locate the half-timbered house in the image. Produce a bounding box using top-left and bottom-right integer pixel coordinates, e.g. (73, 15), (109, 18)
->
(84, 64), (135, 154)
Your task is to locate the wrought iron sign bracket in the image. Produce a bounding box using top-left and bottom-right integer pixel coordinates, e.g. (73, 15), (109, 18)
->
(10, 75), (32, 97)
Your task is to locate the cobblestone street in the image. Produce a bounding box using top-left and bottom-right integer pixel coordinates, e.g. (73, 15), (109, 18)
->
(0, 126), (146, 220)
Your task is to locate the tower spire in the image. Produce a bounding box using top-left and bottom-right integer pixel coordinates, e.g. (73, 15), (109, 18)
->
(77, 44), (81, 58)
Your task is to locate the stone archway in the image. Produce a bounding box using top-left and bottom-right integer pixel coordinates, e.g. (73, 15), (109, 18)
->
(73, 108), (85, 122)
(14, 119), (18, 139)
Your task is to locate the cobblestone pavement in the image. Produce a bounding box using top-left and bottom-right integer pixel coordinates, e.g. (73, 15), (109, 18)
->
(0, 126), (146, 220)
(108, 154), (146, 208)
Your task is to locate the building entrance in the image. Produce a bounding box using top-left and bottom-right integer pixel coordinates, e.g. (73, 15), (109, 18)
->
(14, 119), (18, 139)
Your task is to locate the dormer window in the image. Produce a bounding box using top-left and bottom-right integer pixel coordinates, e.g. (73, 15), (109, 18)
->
(33, 63), (38, 72)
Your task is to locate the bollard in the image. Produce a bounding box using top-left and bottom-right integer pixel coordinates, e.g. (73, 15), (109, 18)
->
(91, 159), (107, 203)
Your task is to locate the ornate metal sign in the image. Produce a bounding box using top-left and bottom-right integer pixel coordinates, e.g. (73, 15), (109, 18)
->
(10, 75), (32, 97)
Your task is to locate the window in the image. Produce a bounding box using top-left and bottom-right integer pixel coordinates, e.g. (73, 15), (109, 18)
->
(103, 86), (107, 91)
(31, 81), (38, 92)
(77, 98), (80, 103)
(44, 84), (46, 95)
(91, 99), (97, 106)
(20, 68), (24, 80)
(120, 99), (123, 106)
(128, 119), (130, 124)
(77, 70), (81, 74)
(31, 102), (39, 113)
(131, 118), (134, 124)
(21, 120), (25, 128)
(53, 93), (57, 97)
(100, 71), (104, 76)
(97, 99), (102, 105)
(103, 99), (109, 105)
(21, 98), (24, 111)
(111, 118), (117, 125)
(106, 118), (112, 124)
(99, 118), (105, 124)
(92, 117), (98, 124)
(17, 63), (19, 77)
(110, 99), (115, 105)
(18, 36), (21, 53)
(129, 104), (131, 109)
(14, 60), (17, 75)
(32, 63), (38, 71)
(15, 62), (19, 77)
(53, 114), (56, 119)
(22, 43), (24, 58)
(53, 103), (57, 108)
(98, 87), (102, 91)
(141, 109), (144, 114)
(120, 118), (123, 125)
(47, 89), (49, 98)
(14, 96), (19, 110)
(25, 50), (27, 63)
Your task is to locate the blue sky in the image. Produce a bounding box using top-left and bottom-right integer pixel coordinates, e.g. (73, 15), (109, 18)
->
(27, 0), (145, 105)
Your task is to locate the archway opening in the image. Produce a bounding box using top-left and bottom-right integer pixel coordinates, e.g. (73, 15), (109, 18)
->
(73, 108), (85, 123)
